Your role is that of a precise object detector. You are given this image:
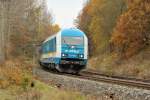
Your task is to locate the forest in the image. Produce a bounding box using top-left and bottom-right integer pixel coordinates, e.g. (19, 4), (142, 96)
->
(0, 0), (60, 94)
(77, 0), (150, 78)
(0, 0), (59, 62)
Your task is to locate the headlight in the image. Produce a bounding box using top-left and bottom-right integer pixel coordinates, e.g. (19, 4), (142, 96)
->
(79, 54), (84, 58)
(62, 53), (67, 57)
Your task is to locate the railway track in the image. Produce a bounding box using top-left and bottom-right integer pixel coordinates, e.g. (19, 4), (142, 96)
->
(82, 71), (150, 90)
(40, 67), (150, 90)
(61, 70), (150, 90)
(34, 67), (150, 99)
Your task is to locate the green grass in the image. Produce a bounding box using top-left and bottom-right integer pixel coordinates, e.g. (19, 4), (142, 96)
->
(0, 85), (20, 100)
(0, 80), (92, 100)
(33, 81), (88, 100)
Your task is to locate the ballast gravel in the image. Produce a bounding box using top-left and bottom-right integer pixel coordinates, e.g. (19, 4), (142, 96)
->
(33, 67), (150, 100)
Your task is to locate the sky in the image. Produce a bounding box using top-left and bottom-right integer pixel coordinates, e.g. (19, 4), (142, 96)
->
(47, 0), (86, 28)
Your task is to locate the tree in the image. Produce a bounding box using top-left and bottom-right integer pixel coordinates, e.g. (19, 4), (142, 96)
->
(0, 0), (11, 62)
(111, 0), (150, 58)
(0, 0), (60, 61)
(76, 0), (127, 56)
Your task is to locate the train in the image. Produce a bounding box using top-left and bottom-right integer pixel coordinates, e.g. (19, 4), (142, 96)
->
(39, 28), (88, 74)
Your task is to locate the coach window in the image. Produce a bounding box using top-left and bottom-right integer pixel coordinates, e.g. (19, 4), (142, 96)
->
(46, 42), (49, 53)
(49, 37), (56, 52)
(42, 43), (47, 53)
(53, 37), (56, 52)
(49, 40), (53, 52)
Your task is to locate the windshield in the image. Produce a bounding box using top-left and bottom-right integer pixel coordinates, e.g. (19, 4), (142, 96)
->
(62, 36), (84, 45)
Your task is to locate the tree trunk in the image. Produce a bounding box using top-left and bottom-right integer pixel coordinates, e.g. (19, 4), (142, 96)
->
(0, 1), (5, 63)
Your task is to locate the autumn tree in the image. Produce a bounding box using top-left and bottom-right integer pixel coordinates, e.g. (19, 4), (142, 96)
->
(0, 0), (60, 61)
(77, 0), (126, 56)
(111, 0), (150, 58)
(0, 0), (11, 62)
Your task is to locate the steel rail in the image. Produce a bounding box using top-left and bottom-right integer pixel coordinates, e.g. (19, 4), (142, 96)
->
(40, 67), (150, 90)
(76, 71), (150, 90)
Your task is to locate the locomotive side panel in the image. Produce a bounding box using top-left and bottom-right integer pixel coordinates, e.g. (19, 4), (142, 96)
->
(40, 28), (88, 73)
(40, 36), (57, 64)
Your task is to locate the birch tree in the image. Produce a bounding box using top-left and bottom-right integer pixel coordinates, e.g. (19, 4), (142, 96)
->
(0, 0), (60, 62)
(0, 0), (11, 62)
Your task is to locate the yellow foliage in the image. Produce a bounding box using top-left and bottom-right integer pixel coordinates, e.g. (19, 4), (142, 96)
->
(111, 0), (150, 58)
(77, 0), (127, 56)
(0, 59), (33, 89)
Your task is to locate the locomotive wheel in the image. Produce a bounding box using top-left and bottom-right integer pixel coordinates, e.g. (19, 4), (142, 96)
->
(55, 64), (64, 72)
(65, 65), (80, 74)
(55, 64), (83, 74)
(70, 65), (84, 74)
(48, 63), (55, 70)
(39, 62), (49, 71)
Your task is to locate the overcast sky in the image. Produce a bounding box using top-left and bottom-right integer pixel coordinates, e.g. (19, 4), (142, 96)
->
(47, 0), (86, 28)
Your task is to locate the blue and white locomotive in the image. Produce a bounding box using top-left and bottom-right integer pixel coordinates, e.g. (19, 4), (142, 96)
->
(39, 28), (88, 73)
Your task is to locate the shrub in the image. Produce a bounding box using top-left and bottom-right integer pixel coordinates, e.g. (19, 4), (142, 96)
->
(0, 59), (33, 89)
(111, 0), (150, 58)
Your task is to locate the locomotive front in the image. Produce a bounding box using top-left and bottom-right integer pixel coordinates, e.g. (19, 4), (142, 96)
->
(57, 29), (88, 73)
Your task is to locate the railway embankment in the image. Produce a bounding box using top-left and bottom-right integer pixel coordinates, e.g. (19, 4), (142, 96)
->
(34, 67), (150, 100)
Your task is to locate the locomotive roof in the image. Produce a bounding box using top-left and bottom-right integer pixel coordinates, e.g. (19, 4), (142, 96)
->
(43, 28), (85, 43)
(43, 34), (57, 43)
(61, 28), (85, 37)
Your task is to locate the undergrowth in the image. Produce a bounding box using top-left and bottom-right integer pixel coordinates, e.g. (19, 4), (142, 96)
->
(0, 58), (97, 100)
(88, 47), (150, 79)
(0, 58), (33, 89)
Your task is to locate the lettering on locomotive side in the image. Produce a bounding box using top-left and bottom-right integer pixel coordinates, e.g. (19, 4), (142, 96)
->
(65, 50), (80, 53)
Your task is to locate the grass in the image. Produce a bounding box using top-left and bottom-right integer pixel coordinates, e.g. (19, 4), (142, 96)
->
(88, 47), (150, 79)
(33, 81), (89, 100)
(0, 80), (94, 100)
(0, 59), (96, 100)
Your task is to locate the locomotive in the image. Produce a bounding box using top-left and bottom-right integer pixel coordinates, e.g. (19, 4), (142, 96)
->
(39, 28), (88, 74)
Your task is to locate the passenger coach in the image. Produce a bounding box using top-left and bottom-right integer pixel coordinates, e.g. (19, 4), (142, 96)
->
(39, 28), (88, 74)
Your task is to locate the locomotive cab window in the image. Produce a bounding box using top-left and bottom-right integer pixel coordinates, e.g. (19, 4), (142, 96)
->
(62, 36), (84, 45)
